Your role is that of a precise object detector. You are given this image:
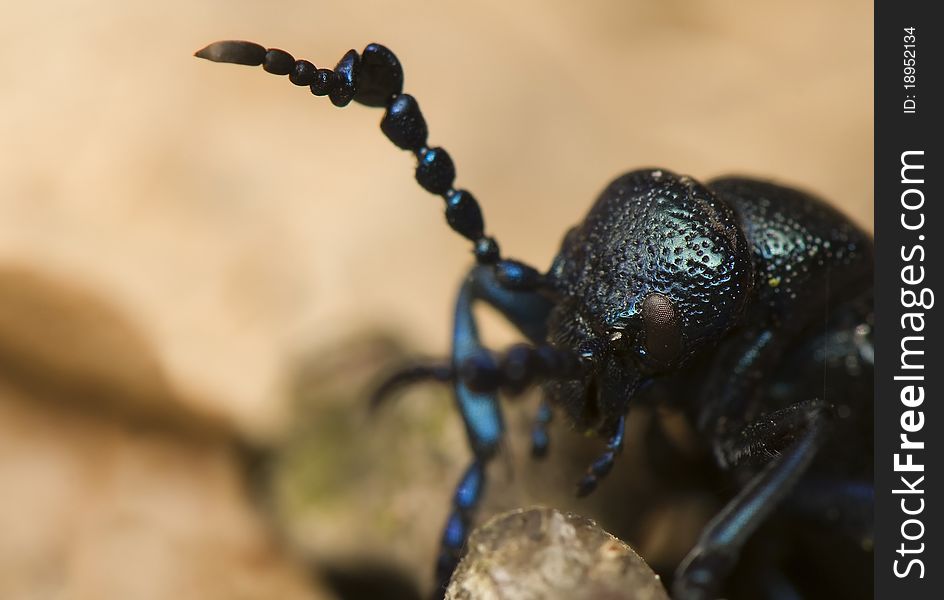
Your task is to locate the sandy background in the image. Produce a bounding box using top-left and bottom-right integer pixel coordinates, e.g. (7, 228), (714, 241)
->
(0, 1), (872, 598)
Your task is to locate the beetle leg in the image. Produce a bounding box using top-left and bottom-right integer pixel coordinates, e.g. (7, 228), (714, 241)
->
(435, 459), (486, 595)
(432, 265), (555, 595)
(718, 400), (822, 469)
(673, 412), (828, 600)
(450, 266), (553, 455)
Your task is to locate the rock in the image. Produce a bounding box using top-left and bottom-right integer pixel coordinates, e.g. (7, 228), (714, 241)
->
(446, 507), (670, 600)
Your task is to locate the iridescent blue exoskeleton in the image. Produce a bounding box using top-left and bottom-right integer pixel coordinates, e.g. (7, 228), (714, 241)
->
(196, 41), (874, 600)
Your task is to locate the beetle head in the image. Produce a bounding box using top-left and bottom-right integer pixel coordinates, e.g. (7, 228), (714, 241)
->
(543, 169), (754, 430)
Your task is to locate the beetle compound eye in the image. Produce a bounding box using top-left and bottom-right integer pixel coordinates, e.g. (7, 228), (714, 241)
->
(641, 293), (682, 364)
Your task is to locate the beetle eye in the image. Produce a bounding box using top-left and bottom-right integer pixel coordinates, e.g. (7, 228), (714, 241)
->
(641, 293), (682, 364)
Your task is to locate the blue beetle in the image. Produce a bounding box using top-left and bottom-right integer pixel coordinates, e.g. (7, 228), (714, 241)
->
(196, 40), (873, 600)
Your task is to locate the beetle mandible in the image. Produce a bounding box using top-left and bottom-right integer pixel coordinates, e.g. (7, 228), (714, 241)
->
(195, 40), (874, 600)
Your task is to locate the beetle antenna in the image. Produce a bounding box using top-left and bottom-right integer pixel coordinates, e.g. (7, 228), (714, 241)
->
(196, 40), (534, 273)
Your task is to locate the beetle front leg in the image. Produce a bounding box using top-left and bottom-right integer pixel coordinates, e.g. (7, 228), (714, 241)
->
(674, 406), (829, 600)
(435, 459), (487, 594)
(433, 266), (555, 595)
(450, 266), (554, 454)
(674, 421), (828, 600)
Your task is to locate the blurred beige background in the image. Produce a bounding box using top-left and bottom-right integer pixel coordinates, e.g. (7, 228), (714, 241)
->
(0, 1), (872, 598)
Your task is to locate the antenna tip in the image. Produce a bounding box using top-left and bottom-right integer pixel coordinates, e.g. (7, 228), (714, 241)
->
(194, 40), (266, 66)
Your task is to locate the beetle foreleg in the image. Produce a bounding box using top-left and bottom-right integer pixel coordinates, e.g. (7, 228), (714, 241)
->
(430, 265), (556, 595)
(673, 413), (828, 600)
(435, 460), (486, 596)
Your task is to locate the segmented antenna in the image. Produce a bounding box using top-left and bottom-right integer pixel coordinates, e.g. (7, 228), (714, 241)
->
(195, 39), (543, 282)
